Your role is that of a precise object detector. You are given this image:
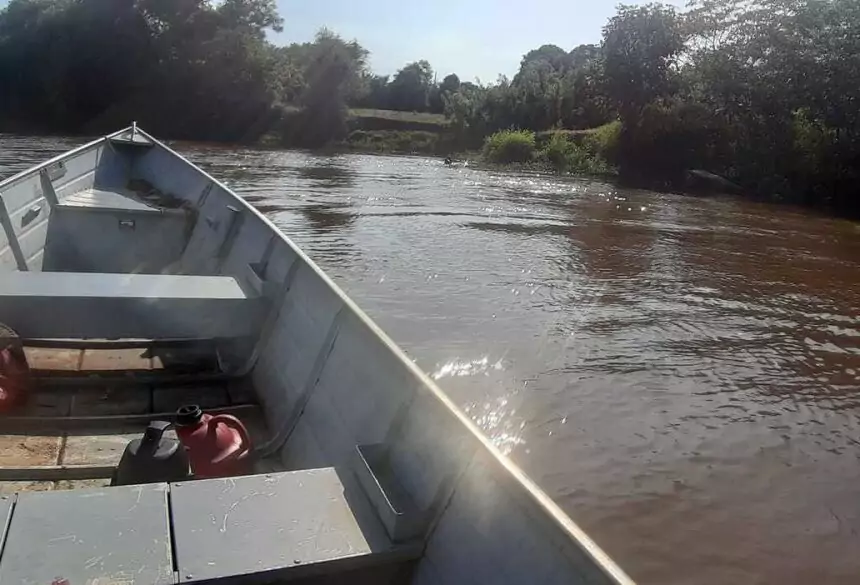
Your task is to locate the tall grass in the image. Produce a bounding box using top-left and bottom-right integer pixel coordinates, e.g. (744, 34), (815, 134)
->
(483, 130), (536, 163)
(540, 131), (614, 175)
(582, 120), (622, 163)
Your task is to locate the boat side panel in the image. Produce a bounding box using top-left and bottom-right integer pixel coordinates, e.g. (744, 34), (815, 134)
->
(384, 384), (480, 512)
(2, 145), (102, 214)
(0, 233), (19, 272)
(15, 207), (49, 270)
(0, 173), (49, 271)
(251, 261), (343, 430)
(0, 143), (108, 271)
(131, 146), (220, 273)
(257, 257), (626, 585)
(132, 129), (634, 585)
(415, 446), (614, 585)
(92, 144), (133, 191)
(132, 146), (211, 207)
(219, 213), (275, 278)
(276, 415), (328, 471)
(51, 145), (104, 201)
(284, 308), (422, 467)
(182, 185), (241, 274)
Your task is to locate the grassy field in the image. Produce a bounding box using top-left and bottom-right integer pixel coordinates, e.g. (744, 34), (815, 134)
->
(343, 130), (445, 154)
(349, 109), (448, 125)
(348, 109), (449, 133)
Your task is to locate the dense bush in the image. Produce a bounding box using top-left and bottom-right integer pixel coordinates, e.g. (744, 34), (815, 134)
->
(615, 101), (724, 182)
(540, 132), (613, 175)
(582, 121), (622, 164)
(541, 132), (576, 171)
(483, 130), (536, 164)
(5, 0), (860, 216)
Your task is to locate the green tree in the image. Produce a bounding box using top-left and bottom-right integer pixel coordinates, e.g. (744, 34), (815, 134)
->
(439, 73), (461, 96)
(389, 60), (434, 111)
(443, 82), (488, 146)
(4, 0), (860, 217)
(560, 44), (612, 129)
(0, 0), (285, 140)
(682, 0), (860, 212)
(602, 3), (685, 123)
(429, 73), (461, 113)
(290, 29), (369, 146)
(353, 73), (390, 109)
(217, 0), (283, 38)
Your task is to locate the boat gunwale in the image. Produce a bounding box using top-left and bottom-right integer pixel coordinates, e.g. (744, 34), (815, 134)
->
(0, 130), (127, 192)
(13, 126), (635, 585)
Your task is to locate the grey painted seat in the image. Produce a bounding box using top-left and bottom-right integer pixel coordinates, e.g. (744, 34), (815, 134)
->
(0, 469), (419, 585)
(0, 272), (264, 340)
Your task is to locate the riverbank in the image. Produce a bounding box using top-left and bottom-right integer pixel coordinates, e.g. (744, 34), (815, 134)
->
(1, 118), (851, 215)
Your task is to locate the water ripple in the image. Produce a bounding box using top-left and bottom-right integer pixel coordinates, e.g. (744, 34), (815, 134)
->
(3, 136), (859, 585)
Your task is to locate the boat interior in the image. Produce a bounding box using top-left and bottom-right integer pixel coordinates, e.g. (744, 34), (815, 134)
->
(0, 127), (632, 585)
(0, 128), (278, 491)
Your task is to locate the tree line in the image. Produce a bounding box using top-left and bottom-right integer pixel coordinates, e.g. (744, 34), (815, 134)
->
(444, 0), (860, 216)
(0, 0), (459, 142)
(1, 0), (860, 215)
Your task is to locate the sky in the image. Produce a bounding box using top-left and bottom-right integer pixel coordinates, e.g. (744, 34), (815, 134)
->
(0, 0), (686, 82)
(275, 0), (687, 82)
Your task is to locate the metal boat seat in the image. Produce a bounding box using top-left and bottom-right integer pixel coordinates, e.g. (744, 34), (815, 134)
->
(0, 272), (264, 340)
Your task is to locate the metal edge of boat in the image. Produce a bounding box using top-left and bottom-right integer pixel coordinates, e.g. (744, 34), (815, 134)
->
(0, 125), (637, 585)
(135, 127), (636, 585)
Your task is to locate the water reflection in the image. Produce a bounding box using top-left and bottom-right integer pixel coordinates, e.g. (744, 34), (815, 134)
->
(3, 135), (860, 585)
(299, 204), (355, 232)
(252, 203), (290, 214)
(293, 160), (358, 262)
(297, 161), (356, 189)
(465, 221), (571, 237)
(0, 135), (87, 178)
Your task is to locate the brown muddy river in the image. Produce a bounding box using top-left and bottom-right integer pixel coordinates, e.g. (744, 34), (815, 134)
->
(3, 135), (860, 584)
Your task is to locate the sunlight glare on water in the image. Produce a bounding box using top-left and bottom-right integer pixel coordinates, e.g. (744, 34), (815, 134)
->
(2, 136), (860, 585)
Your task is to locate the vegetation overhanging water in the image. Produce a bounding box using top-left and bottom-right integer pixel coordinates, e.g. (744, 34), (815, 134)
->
(1, 0), (859, 216)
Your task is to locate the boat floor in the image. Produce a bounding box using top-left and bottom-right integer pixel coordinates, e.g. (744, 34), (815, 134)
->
(0, 346), (279, 494)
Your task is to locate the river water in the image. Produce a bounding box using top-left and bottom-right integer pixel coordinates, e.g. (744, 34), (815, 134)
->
(3, 135), (860, 584)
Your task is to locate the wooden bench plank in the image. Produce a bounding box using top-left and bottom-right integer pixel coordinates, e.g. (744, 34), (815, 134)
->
(23, 347), (81, 371)
(0, 464), (115, 481)
(0, 433), (61, 467)
(80, 348), (152, 371)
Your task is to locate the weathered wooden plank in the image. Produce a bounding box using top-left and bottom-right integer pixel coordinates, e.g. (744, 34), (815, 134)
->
(0, 464), (115, 481)
(62, 427), (142, 466)
(23, 347), (82, 371)
(0, 481), (53, 495)
(70, 387), (151, 416)
(80, 348), (152, 371)
(54, 479), (111, 491)
(0, 433), (61, 467)
(23, 337), (221, 350)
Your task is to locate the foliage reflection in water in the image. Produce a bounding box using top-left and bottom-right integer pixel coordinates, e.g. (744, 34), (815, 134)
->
(2, 137), (860, 585)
